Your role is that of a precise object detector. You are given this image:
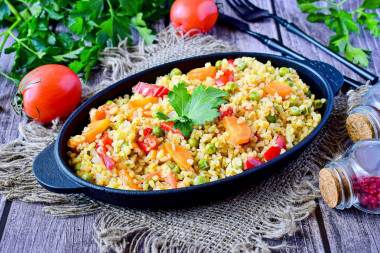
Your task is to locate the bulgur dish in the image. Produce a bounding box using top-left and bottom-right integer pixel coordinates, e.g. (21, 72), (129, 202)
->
(67, 57), (325, 191)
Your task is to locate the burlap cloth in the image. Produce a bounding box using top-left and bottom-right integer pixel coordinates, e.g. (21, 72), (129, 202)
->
(0, 27), (371, 252)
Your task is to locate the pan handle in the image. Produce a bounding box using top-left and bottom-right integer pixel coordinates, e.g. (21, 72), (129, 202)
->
(301, 60), (345, 95)
(33, 142), (85, 193)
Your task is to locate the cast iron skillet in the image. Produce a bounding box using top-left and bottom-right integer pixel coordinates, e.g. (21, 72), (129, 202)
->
(33, 52), (337, 208)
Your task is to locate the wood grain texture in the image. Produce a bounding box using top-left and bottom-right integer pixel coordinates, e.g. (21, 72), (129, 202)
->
(0, 0), (379, 252)
(274, 0), (380, 80)
(0, 201), (98, 253)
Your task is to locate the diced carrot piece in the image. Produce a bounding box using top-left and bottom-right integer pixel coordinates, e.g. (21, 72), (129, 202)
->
(82, 119), (110, 144)
(91, 109), (107, 122)
(187, 66), (217, 81)
(138, 171), (162, 184)
(222, 116), (251, 145)
(164, 143), (192, 171)
(120, 169), (141, 190)
(127, 97), (159, 109)
(165, 170), (177, 189)
(67, 135), (85, 148)
(265, 81), (292, 98)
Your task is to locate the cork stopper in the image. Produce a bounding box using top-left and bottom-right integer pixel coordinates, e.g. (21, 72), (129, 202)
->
(346, 113), (375, 143)
(319, 168), (342, 208)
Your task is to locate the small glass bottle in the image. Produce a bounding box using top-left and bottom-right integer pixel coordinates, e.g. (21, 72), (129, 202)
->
(346, 84), (380, 142)
(319, 139), (380, 214)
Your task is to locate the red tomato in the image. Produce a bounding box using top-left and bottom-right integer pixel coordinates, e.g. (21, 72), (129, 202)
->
(16, 64), (81, 123)
(170, 0), (218, 35)
(263, 146), (281, 161)
(244, 157), (263, 171)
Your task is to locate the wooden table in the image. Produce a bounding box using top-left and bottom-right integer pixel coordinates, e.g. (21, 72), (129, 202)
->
(0, 1), (379, 252)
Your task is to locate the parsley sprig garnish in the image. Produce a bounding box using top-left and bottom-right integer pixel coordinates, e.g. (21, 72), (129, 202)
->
(0, 0), (172, 83)
(158, 82), (229, 137)
(297, 0), (380, 67)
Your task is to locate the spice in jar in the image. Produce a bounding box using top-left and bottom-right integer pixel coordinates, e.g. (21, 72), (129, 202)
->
(319, 139), (380, 214)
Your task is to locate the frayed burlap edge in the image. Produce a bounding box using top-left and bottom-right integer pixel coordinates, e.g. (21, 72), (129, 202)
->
(0, 26), (372, 252)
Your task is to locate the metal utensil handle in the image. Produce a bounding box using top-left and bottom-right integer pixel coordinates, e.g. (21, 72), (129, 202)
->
(248, 32), (362, 88)
(270, 15), (378, 84)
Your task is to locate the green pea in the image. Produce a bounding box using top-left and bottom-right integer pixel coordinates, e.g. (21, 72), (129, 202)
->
(198, 159), (210, 170)
(152, 126), (163, 137)
(302, 105), (312, 115)
(171, 165), (181, 174)
(313, 99), (323, 109)
(237, 61), (247, 71)
(81, 173), (93, 183)
(266, 114), (278, 123)
(166, 162), (176, 169)
(305, 90), (312, 98)
(285, 78), (294, 87)
(188, 138), (199, 148)
(115, 121), (123, 130)
(273, 104), (282, 113)
(205, 143), (216, 154)
(249, 90), (261, 101)
(74, 163), (82, 171)
(194, 175), (207, 185)
(290, 106), (302, 116)
(279, 67), (290, 76)
(215, 60), (222, 70)
(289, 98), (300, 107)
(105, 100), (113, 105)
(169, 68), (182, 78)
(225, 82), (237, 93)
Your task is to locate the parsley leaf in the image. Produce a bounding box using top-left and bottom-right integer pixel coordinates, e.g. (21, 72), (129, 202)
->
(297, 0), (379, 67)
(168, 82), (192, 117)
(0, 0), (174, 85)
(163, 82), (228, 137)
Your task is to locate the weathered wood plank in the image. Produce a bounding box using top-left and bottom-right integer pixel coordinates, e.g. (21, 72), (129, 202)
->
(274, 0), (380, 81)
(210, 0), (280, 53)
(0, 201), (98, 253)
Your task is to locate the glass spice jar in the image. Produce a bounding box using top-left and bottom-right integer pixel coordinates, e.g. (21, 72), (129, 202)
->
(319, 139), (380, 214)
(346, 84), (380, 142)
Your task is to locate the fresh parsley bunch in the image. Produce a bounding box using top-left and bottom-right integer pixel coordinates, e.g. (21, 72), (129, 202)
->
(157, 82), (229, 137)
(297, 0), (380, 67)
(0, 0), (171, 83)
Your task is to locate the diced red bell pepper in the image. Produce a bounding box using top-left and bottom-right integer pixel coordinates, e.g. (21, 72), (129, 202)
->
(228, 59), (236, 66)
(132, 82), (169, 98)
(218, 105), (233, 120)
(263, 146), (281, 161)
(96, 143), (116, 172)
(215, 69), (234, 87)
(160, 121), (184, 137)
(100, 132), (113, 146)
(276, 135), (286, 150)
(244, 157), (264, 170)
(95, 132), (116, 171)
(137, 128), (159, 154)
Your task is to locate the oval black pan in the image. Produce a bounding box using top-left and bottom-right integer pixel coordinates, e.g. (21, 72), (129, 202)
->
(33, 52), (335, 208)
